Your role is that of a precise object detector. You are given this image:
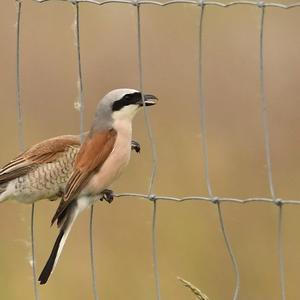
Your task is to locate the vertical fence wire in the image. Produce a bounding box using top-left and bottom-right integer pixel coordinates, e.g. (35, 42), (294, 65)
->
(258, 4), (286, 299)
(30, 203), (39, 300)
(74, 2), (85, 143)
(258, 4), (275, 200)
(135, 4), (161, 300)
(136, 5), (158, 195)
(89, 204), (99, 300)
(73, 3), (99, 300)
(277, 204), (285, 300)
(198, 3), (212, 198)
(197, 3), (240, 300)
(16, 1), (24, 152)
(16, 2), (40, 300)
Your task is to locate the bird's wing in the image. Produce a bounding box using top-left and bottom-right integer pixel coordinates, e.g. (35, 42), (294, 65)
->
(51, 129), (117, 225)
(0, 135), (81, 184)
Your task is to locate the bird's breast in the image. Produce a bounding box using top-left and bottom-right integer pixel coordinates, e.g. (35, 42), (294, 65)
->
(87, 120), (132, 194)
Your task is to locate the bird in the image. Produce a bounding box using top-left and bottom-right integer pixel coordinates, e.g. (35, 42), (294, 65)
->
(0, 134), (141, 205)
(38, 88), (158, 284)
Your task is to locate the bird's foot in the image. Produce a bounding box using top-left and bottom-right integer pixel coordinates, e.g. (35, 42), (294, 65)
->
(99, 189), (114, 204)
(131, 140), (141, 153)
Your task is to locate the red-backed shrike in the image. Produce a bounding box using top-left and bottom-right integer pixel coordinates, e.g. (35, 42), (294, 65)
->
(38, 88), (157, 284)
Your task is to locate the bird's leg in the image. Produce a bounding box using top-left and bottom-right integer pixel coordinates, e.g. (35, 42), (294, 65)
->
(99, 189), (114, 204)
(131, 140), (141, 153)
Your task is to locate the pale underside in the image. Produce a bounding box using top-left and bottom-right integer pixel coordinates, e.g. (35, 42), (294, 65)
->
(85, 119), (132, 196)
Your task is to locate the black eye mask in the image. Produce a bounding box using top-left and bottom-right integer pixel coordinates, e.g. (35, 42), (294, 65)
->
(112, 92), (142, 111)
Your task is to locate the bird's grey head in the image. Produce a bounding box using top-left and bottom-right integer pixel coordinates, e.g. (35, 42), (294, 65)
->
(92, 88), (158, 131)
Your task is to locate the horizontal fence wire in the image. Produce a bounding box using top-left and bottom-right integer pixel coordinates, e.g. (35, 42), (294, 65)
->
(17, 1), (300, 300)
(114, 194), (300, 204)
(35, 0), (300, 9)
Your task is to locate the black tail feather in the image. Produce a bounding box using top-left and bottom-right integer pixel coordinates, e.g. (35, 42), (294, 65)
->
(51, 199), (71, 227)
(39, 202), (77, 284)
(38, 229), (65, 285)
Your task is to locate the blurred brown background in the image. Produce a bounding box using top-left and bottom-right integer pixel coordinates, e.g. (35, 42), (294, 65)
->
(1, 0), (300, 299)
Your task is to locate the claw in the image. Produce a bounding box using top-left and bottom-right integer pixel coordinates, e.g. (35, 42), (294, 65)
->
(99, 189), (114, 204)
(131, 140), (141, 154)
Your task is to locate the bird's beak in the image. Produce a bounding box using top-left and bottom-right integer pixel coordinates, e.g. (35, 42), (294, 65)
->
(138, 94), (158, 106)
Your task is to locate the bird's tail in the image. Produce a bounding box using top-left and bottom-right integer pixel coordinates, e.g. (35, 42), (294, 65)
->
(38, 201), (79, 284)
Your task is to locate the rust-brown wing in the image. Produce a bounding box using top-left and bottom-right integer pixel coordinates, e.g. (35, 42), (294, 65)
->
(0, 135), (81, 184)
(51, 129), (117, 225)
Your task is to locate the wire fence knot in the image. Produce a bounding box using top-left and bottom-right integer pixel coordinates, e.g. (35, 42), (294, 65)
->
(257, 1), (264, 8)
(197, 0), (205, 7)
(211, 196), (219, 204)
(132, 0), (140, 7)
(148, 194), (157, 201)
(274, 198), (283, 206)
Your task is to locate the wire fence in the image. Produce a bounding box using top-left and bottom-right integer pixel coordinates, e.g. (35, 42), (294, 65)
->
(14, 1), (300, 300)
